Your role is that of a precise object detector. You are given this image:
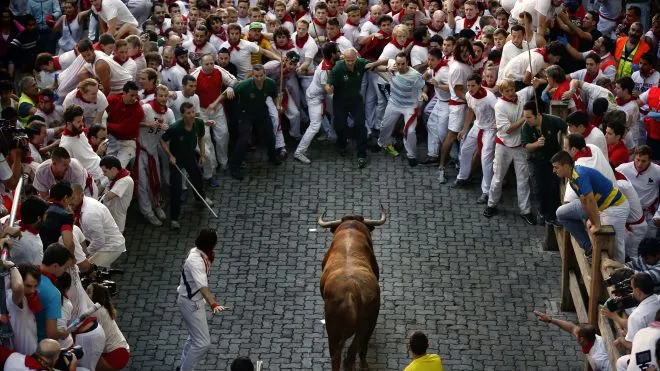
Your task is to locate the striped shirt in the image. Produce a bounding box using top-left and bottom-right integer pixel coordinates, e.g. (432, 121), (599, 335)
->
(388, 67), (425, 108)
(627, 257), (660, 294)
(569, 165), (626, 211)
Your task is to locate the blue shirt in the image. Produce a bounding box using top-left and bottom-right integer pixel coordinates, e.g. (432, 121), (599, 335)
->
(569, 165), (626, 211)
(35, 275), (62, 341)
(389, 68), (425, 108)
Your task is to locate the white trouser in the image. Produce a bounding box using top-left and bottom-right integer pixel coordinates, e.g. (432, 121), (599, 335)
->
(378, 103), (419, 159)
(645, 208), (659, 237)
(602, 200), (630, 263)
(74, 324), (106, 371)
(625, 220), (648, 259)
(479, 128), (496, 195)
(89, 250), (124, 268)
(106, 137), (136, 168)
(427, 100), (449, 157)
(296, 96), (324, 155)
(457, 125), (479, 181)
(200, 107), (229, 171)
(266, 97), (286, 149)
(488, 143), (532, 214)
(178, 296), (211, 371)
(137, 148), (160, 218)
(286, 75), (308, 122)
(298, 75), (313, 109)
(363, 72), (379, 132)
(201, 125), (218, 179)
(284, 90), (302, 139)
(423, 95), (438, 121)
(375, 78), (389, 130)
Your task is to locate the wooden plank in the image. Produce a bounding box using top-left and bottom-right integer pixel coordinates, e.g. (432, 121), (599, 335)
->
(569, 271), (588, 323)
(558, 228), (575, 311)
(544, 223), (559, 251)
(572, 236), (592, 297)
(599, 309), (622, 371)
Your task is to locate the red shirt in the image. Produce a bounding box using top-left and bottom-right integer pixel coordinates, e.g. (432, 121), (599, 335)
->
(608, 140), (629, 167)
(196, 69), (223, 108)
(105, 94), (144, 140)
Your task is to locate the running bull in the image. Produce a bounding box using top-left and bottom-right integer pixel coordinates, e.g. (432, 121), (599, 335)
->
(317, 206), (386, 371)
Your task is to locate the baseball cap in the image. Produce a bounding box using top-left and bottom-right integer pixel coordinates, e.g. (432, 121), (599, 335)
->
(285, 51), (300, 63)
(249, 22), (263, 30)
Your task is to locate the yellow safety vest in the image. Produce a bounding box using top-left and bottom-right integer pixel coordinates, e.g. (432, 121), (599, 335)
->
(17, 93), (35, 126)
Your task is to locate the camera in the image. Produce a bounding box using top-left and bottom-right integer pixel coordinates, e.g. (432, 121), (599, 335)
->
(54, 345), (83, 370)
(635, 350), (652, 370)
(80, 266), (123, 296)
(604, 267), (638, 312)
(605, 267), (635, 286)
(0, 119), (28, 156)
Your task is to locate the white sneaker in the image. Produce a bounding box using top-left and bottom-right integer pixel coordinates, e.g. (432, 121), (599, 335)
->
(146, 214), (162, 226)
(294, 152), (311, 164)
(154, 207), (167, 220)
(438, 168), (447, 184)
(170, 220), (181, 230)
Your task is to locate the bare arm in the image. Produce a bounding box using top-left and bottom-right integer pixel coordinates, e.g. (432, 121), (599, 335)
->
(46, 319), (69, 340)
(8, 264), (24, 307)
(580, 193), (601, 229)
(95, 60), (112, 96)
(506, 117), (526, 134)
(453, 84), (466, 101)
(52, 15), (65, 32)
(260, 48), (282, 61)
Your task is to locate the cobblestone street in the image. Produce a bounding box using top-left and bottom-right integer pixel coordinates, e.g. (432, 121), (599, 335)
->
(115, 143), (583, 370)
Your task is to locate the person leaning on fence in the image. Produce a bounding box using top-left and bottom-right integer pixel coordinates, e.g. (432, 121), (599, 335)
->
(602, 273), (660, 354)
(533, 311), (610, 371)
(553, 150), (630, 261)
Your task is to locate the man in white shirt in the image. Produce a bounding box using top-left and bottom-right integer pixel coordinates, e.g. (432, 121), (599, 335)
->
(498, 25), (531, 80)
(534, 311), (611, 371)
(220, 23), (280, 80)
(59, 105), (103, 183)
(70, 184), (126, 268)
(33, 147), (96, 199)
(616, 146), (660, 236)
(6, 263), (38, 357)
(498, 41), (565, 87)
(615, 77), (641, 148)
(10, 196), (49, 266)
(99, 156), (134, 233)
(62, 78), (108, 126)
(4, 338), (72, 371)
(90, 0), (139, 39)
(570, 53), (605, 83)
(168, 75), (201, 121)
(567, 111), (609, 158)
(616, 310), (660, 371)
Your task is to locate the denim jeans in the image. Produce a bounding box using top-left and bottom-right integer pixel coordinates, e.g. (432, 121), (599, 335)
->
(556, 199), (591, 253)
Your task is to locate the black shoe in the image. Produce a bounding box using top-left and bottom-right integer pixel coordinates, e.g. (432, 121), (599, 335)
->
(520, 213), (537, 225)
(408, 158), (418, 167)
(483, 206), (498, 218)
(451, 178), (470, 188)
(230, 171), (244, 180)
(419, 156), (439, 165)
(537, 213), (546, 226)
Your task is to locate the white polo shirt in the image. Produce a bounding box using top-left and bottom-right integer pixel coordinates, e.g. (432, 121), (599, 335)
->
(616, 162), (660, 211)
(79, 196), (126, 255)
(6, 291), (37, 356)
(62, 89), (109, 126)
(219, 39), (260, 80)
(59, 132), (103, 181)
(626, 294), (660, 342)
(177, 247), (210, 301)
(33, 158), (88, 195)
(493, 86), (535, 147)
(466, 89), (498, 130)
(625, 323), (660, 370)
(169, 91), (201, 121)
(448, 61), (473, 103)
(102, 174), (134, 232)
(92, 0), (138, 27)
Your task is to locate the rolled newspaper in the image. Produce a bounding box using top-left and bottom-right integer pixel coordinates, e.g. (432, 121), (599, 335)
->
(67, 303), (102, 332)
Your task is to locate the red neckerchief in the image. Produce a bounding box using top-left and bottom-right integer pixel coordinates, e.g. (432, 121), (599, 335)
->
(213, 28), (227, 41)
(149, 99), (168, 114)
(471, 87), (487, 99)
(24, 355), (44, 369)
(142, 87), (156, 97)
(413, 41), (428, 47)
(428, 22), (443, 32)
(295, 34), (309, 48)
(313, 17), (327, 27)
(534, 48), (548, 63)
(583, 124), (596, 138)
(321, 58), (334, 70)
(589, 115), (602, 129)
(389, 38), (404, 49)
(277, 39), (295, 50)
(616, 96), (634, 106)
(26, 292), (43, 313)
(641, 69), (656, 79)
(634, 162), (650, 176)
(551, 79), (572, 101)
(393, 8), (405, 19)
(131, 51), (143, 60)
(94, 2), (102, 12)
(462, 15), (478, 30)
(40, 269), (59, 286)
(329, 32), (344, 41)
(112, 54), (127, 65)
(109, 169), (130, 190)
(72, 198), (83, 226)
(62, 126), (80, 137)
(573, 146), (593, 161)
(19, 221), (39, 235)
(482, 79), (496, 88)
(65, 10), (78, 24)
(345, 18), (360, 27)
(228, 39), (241, 52)
(248, 34), (264, 44)
(328, 9), (338, 17)
(584, 70), (598, 83)
(294, 10), (308, 21)
(192, 39), (207, 51)
(581, 340), (595, 354)
(368, 16), (377, 24)
(500, 95), (518, 104)
(281, 14), (294, 23)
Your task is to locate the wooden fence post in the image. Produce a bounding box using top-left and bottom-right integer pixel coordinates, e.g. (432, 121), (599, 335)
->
(588, 225), (615, 329)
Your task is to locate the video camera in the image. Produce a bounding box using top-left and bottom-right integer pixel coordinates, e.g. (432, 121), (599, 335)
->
(604, 267), (638, 312)
(80, 266), (122, 296)
(0, 120), (28, 157)
(635, 349), (653, 370)
(54, 345), (83, 371)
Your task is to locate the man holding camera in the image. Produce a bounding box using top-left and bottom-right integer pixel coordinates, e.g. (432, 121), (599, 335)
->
(3, 338), (79, 371)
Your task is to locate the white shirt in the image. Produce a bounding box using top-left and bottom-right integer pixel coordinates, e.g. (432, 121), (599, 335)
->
(139, 103), (175, 155)
(564, 144), (615, 202)
(626, 295), (660, 342)
(182, 40), (217, 67)
(91, 0), (138, 27)
(619, 99), (640, 133)
(63, 89), (109, 126)
(577, 82), (617, 116)
(57, 49), (78, 70)
(587, 335), (611, 371)
(448, 61), (473, 102)
(6, 291), (37, 356)
(581, 126), (608, 160)
(10, 229), (42, 265)
(454, 16), (481, 35)
(58, 298), (74, 349)
(410, 45), (428, 67)
(466, 89), (498, 130)
(498, 41), (532, 78)
(33, 158), (88, 194)
(498, 49), (545, 83)
(329, 35), (353, 53)
(101, 174), (133, 232)
(95, 306), (129, 352)
(79, 196), (126, 254)
(169, 91), (201, 121)
(359, 20), (379, 37)
(511, 0), (559, 27)
(306, 62), (332, 101)
(570, 68), (605, 83)
(617, 179), (644, 223)
(494, 87), (535, 147)
(161, 65), (188, 92)
(616, 162), (660, 211)
(219, 39), (259, 79)
(85, 51), (132, 95)
(59, 132), (103, 181)
(177, 247), (210, 301)
(341, 23), (359, 46)
(116, 57), (137, 80)
(626, 324), (660, 370)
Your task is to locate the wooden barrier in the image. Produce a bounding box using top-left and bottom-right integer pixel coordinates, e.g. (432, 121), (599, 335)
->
(554, 223), (625, 371)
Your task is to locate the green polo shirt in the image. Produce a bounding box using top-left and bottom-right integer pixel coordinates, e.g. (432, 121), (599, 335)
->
(233, 77), (278, 117)
(161, 118), (205, 164)
(327, 58), (369, 100)
(521, 114), (567, 163)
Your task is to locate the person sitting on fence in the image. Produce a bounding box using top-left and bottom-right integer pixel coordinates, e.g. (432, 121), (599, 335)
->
(552, 150), (630, 262)
(616, 308), (660, 371)
(533, 311), (610, 371)
(602, 273), (660, 353)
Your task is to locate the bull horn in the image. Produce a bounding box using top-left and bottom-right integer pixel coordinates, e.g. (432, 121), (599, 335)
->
(317, 211), (342, 229)
(364, 205), (387, 226)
